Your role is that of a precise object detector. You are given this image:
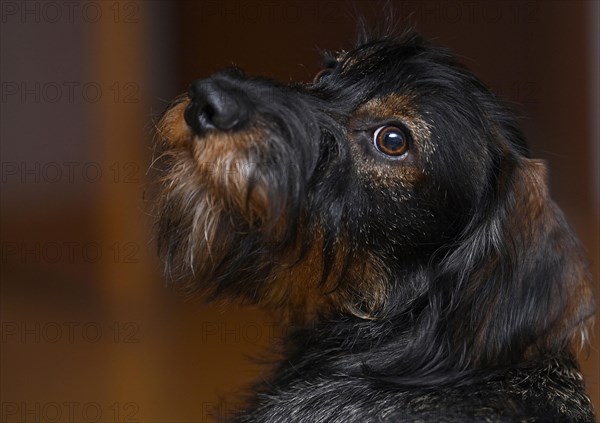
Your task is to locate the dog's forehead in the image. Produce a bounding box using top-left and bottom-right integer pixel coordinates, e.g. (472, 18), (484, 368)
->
(339, 38), (423, 72)
(320, 42), (436, 111)
(332, 38), (475, 100)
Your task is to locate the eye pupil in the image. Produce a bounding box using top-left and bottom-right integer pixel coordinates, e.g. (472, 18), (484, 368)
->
(384, 131), (403, 148)
(374, 126), (409, 157)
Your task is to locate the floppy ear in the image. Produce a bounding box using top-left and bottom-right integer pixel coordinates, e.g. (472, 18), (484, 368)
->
(441, 158), (596, 366)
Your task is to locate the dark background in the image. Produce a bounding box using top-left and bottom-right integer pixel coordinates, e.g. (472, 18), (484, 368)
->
(1, 1), (598, 421)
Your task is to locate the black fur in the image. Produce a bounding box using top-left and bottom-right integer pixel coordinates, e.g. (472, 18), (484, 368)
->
(156, 29), (596, 422)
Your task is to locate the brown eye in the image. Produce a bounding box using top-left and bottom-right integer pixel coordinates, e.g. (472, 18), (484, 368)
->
(313, 68), (333, 84)
(373, 126), (409, 157)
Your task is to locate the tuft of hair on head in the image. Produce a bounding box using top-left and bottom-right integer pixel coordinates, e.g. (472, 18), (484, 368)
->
(354, 3), (419, 47)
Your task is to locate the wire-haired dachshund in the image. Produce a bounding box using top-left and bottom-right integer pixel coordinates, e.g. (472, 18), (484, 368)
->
(155, 26), (596, 422)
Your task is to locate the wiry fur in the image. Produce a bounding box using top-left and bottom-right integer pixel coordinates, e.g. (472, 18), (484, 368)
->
(155, 29), (596, 422)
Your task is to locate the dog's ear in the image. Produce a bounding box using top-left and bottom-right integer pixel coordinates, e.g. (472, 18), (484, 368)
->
(441, 158), (596, 366)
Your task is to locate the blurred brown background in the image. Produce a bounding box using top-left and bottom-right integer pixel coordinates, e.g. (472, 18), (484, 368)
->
(1, 1), (598, 421)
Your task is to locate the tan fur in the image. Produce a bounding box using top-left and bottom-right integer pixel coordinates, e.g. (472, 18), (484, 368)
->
(264, 234), (389, 325)
(158, 99), (273, 225)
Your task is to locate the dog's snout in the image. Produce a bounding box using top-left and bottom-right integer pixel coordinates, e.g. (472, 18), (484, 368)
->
(185, 78), (251, 134)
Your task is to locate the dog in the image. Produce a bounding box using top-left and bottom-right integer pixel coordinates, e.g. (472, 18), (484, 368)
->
(155, 26), (596, 422)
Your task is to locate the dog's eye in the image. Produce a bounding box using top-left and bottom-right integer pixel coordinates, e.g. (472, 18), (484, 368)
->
(313, 69), (333, 84)
(373, 126), (409, 157)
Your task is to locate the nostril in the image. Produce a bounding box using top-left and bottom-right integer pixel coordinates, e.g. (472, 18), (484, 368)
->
(184, 99), (218, 133)
(198, 104), (216, 129)
(184, 101), (201, 132)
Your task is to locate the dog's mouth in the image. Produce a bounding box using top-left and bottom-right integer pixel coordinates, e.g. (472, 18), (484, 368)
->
(185, 126), (274, 225)
(157, 96), (283, 229)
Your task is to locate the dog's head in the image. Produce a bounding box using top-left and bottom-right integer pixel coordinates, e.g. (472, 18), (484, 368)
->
(155, 30), (595, 372)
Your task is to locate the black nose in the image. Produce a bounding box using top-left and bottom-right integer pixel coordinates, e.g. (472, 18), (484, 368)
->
(184, 78), (251, 134)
